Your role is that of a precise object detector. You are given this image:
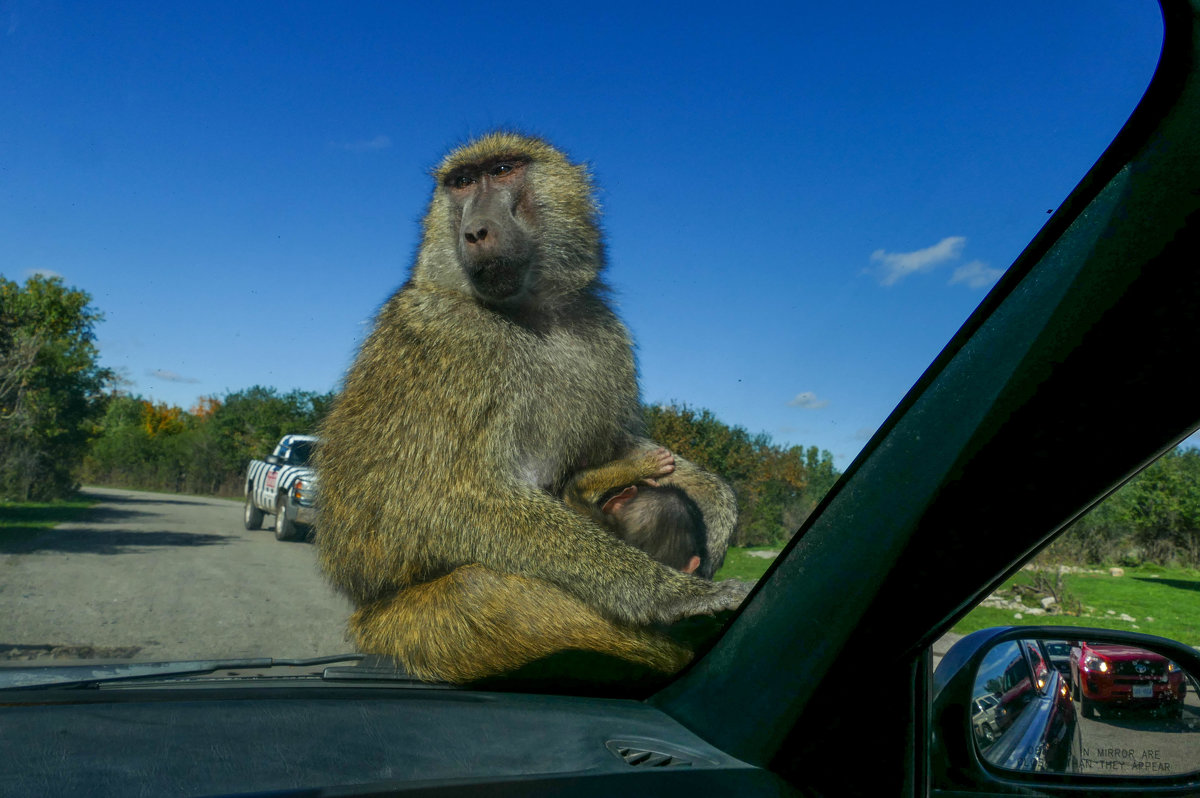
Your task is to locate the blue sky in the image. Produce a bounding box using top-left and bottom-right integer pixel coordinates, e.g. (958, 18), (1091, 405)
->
(1, 1), (1164, 468)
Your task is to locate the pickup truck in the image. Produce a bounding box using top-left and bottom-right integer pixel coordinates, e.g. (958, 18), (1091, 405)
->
(243, 434), (318, 541)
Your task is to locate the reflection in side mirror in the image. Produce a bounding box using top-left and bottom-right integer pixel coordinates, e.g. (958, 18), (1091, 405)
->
(969, 635), (1199, 776)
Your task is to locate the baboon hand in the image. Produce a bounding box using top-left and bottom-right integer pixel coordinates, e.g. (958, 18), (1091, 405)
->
(659, 578), (752, 624)
(638, 447), (676, 487)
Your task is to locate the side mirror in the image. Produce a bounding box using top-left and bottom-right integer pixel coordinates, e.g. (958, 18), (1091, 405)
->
(265, 455), (281, 466)
(933, 627), (1200, 790)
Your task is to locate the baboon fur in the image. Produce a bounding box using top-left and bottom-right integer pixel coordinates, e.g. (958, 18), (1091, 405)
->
(315, 132), (742, 684)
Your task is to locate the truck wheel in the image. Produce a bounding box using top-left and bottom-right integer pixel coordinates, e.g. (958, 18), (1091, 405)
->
(274, 494), (297, 541)
(244, 496), (265, 530)
(1081, 696), (1096, 719)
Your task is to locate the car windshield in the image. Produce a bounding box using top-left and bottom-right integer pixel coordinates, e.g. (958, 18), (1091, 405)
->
(0, 3), (1173, 689)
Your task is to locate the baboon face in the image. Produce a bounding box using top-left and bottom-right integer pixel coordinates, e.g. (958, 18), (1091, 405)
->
(420, 133), (604, 309)
(443, 155), (537, 302)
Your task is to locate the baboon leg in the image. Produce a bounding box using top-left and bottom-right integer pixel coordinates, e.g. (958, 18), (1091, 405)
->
(350, 564), (693, 684)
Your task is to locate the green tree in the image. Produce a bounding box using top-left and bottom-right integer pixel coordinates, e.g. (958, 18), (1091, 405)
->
(1117, 447), (1200, 564)
(208, 386), (332, 479)
(81, 395), (193, 492)
(0, 275), (112, 500)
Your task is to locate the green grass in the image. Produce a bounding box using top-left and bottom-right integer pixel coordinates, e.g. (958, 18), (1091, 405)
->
(0, 498), (95, 546)
(952, 566), (1200, 647)
(717, 548), (1199, 647)
(715, 547), (780, 581)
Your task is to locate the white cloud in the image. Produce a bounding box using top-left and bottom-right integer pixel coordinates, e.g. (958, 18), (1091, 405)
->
(148, 369), (200, 384)
(870, 236), (966, 286)
(787, 391), (829, 410)
(949, 260), (1004, 290)
(332, 134), (392, 152)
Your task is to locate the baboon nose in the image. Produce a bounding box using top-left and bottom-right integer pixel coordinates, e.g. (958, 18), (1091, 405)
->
(464, 227), (488, 244)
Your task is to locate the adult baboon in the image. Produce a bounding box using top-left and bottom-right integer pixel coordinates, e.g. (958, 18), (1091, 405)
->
(562, 447), (706, 574)
(316, 132), (744, 684)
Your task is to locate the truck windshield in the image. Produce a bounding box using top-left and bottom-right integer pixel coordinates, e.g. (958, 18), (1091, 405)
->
(289, 442), (314, 466)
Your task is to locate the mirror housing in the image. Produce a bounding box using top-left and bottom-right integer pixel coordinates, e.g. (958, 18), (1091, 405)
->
(932, 626), (1200, 791)
(264, 455), (281, 466)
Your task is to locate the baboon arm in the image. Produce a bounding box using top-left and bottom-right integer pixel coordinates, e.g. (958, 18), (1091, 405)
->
(562, 458), (656, 509)
(628, 439), (737, 579)
(446, 483), (726, 627)
(563, 446), (676, 511)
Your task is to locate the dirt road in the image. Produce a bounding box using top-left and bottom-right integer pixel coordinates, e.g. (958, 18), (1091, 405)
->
(0, 486), (354, 662)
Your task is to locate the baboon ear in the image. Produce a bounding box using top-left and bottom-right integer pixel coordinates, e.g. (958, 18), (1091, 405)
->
(601, 485), (638, 515)
(681, 556), (701, 575)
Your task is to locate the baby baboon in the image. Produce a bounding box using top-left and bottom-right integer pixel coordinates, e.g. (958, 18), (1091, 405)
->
(562, 447), (706, 574)
(315, 132), (745, 684)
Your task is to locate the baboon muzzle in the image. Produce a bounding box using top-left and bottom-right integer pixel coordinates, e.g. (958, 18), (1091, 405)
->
(460, 210), (533, 301)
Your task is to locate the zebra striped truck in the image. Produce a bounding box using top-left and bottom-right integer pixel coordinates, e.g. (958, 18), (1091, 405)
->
(243, 434), (318, 541)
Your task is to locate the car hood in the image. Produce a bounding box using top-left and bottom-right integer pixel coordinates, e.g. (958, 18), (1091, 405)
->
(1084, 644), (1168, 662)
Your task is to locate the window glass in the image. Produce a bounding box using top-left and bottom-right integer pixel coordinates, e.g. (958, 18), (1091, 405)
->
(0, 2), (1164, 680)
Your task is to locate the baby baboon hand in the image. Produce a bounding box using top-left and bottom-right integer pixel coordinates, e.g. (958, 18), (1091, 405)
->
(659, 578), (752, 623)
(638, 447), (676, 486)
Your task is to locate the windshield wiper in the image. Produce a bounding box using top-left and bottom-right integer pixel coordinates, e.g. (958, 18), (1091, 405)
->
(0, 653), (366, 690)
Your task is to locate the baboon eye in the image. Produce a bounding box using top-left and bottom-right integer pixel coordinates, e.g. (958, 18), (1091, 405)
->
(490, 163), (514, 177)
(453, 174), (476, 189)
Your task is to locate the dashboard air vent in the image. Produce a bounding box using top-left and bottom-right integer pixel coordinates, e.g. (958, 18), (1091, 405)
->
(606, 740), (694, 768)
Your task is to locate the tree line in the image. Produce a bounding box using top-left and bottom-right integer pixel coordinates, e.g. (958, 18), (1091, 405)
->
(1, 274), (840, 546)
(7, 273), (1200, 559)
(79, 388), (334, 497)
(76, 392), (837, 547)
